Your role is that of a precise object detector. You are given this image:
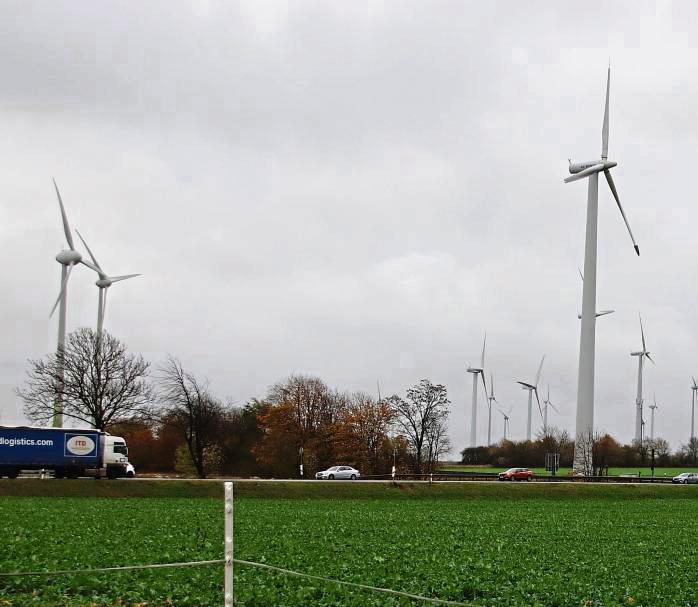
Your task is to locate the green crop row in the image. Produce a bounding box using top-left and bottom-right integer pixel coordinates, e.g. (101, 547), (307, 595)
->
(2, 491), (698, 605)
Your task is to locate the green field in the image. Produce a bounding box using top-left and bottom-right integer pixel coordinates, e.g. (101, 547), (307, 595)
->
(2, 481), (698, 606)
(438, 465), (693, 477)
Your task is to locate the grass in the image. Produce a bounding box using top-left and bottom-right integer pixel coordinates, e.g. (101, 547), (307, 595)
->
(438, 465), (693, 477)
(2, 481), (698, 606)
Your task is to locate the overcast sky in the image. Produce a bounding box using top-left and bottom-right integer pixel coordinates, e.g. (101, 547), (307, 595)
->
(3, 1), (698, 455)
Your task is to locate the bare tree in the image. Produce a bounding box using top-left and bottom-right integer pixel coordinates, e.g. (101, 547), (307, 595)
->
(425, 415), (451, 473)
(387, 379), (450, 475)
(17, 328), (153, 430)
(158, 356), (224, 479)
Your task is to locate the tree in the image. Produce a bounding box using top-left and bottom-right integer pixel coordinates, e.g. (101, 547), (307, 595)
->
(334, 392), (394, 475)
(157, 356), (224, 479)
(387, 379), (450, 474)
(17, 328), (153, 430)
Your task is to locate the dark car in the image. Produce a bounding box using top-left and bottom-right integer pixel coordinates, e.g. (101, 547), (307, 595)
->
(498, 467), (533, 481)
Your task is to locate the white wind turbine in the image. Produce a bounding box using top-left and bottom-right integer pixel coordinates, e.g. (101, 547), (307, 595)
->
(565, 67), (640, 472)
(497, 407), (511, 442)
(466, 333), (488, 448)
(76, 230), (141, 334)
(49, 179), (98, 427)
(631, 315), (654, 444)
(516, 355), (545, 442)
(648, 394), (658, 441)
(691, 377), (698, 441)
(577, 268), (614, 319)
(486, 374), (497, 446)
(542, 385), (559, 435)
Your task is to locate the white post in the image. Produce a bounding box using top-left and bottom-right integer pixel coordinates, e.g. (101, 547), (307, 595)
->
(224, 482), (233, 607)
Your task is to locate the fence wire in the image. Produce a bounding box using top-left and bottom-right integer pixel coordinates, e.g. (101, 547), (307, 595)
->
(0, 558), (478, 606)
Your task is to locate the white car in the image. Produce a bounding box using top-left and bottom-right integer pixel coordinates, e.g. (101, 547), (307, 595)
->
(315, 466), (360, 480)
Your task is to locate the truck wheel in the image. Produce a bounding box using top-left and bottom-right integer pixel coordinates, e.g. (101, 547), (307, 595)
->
(7, 469), (19, 479)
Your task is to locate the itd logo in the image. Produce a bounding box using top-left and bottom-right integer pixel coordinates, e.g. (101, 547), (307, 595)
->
(65, 434), (96, 457)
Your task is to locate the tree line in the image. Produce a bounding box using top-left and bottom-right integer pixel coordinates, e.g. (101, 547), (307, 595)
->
(16, 328), (451, 478)
(461, 427), (698, 473)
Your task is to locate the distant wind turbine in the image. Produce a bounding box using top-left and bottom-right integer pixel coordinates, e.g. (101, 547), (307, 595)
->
(542, 385), (559, 435)
(497, 407), (511, 442)
(649, 394), (658, 441)
(486, 374), (497, 446)
(565, 66), (640, 472)
(466, 333), (488, 448)
(517, 355), (545, 442)
(631, 315), (654, 443)
(577, 268), (614, 318)
(76, 230), (141, 334)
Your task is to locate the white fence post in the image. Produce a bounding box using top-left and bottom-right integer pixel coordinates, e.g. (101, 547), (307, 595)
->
(224, 482), (234, 607)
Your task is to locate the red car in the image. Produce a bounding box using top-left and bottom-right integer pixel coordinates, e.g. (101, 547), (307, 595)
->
(498, 467), (533, 481)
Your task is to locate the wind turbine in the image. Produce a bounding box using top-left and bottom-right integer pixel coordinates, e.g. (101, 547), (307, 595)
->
(691, 377), (698, 441)
(486, 374), (497, 446)
(631, 315), (654, 444)
(497, 407), (511, 442)
(542, 385), (559, 435)
(466, 333), (488, 448)
(565, 66), (640, 472)
(649, 394), (658, 441)
(577, 268), (614, 318)
(49, 179), (98, 427)
(516, 355), (545, 442)
(75, 230), (140, 334)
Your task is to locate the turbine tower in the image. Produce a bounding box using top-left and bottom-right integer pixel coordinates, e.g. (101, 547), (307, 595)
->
(649, 394), (658, 441)
(516, 355), (545, 442)
(49, 179), (97, 427)
(691, 377), (698, 441)
(631, 315), (653, 443)
(466, 333), (487, 448)
(564, 67), (640, 473)
(76, 230), (141, 334)
(486, 374), (497, 446)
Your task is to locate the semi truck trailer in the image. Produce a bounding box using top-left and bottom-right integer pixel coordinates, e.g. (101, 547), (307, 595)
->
(0, 426), (130, 479)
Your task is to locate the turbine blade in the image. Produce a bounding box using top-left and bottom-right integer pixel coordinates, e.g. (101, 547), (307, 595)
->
(692, 376), (697, 388)
(535, 355), (545, 387)
(49, 264), (73, 318)
(578, 267), (584, 282)
(604, 170), (640, 256)
(75, 229), (102, 272)
(646, 353), (655, 365)
(517, 381), (534, 389)
(109, 273), (141, 283)
(564, 163), (605, 183)
(80, 259), (100, 273)
(550, 402), (560, 413)
(596, 310), (615, 317)
(490, 373), (494, 396)
(601, 66), (610, 160)
(53, 178), (75, 250)
(480, 371), (488, 402)
(534, 388), (543, 419)
(640, 314), (646, 352)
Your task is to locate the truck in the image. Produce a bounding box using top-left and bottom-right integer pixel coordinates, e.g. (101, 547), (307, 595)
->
(0, 426), (130, 479)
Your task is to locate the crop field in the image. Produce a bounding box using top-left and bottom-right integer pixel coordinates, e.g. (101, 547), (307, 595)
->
(2, 481), (698, 606)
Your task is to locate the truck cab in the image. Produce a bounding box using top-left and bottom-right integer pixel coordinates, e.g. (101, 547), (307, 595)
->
(103, 435), (129, 479)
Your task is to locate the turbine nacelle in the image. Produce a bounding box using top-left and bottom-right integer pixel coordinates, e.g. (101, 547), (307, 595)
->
(55, 249), (82, 265)
(467, 367), (483, 374)
(568, 159), (617, 174)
